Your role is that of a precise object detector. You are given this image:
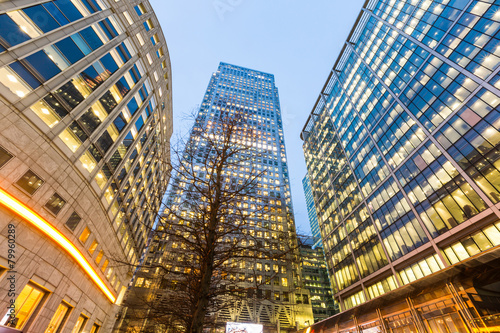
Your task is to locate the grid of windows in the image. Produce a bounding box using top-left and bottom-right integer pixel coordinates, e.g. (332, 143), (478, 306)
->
(302, 0), (500, 311)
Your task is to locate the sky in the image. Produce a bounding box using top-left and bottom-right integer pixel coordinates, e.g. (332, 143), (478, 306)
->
(150, 0), (365, 235)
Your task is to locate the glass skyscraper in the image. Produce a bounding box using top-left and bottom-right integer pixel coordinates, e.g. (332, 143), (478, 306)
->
(0, 0), (172, 332)
(301, 0), (500, 331)
(298, 237), (338, 323)
(127, 62), (314, 332)
(302, 174), (322, 248)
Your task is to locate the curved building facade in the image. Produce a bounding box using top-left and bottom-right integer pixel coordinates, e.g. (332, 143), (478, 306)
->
(0, 0), (172, 332)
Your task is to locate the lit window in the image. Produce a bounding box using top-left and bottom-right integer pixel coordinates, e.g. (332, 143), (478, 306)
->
(70, 314), (88, 333)
(94, 171), (108, 189)
(95, 250), (104, 264)
(123, 11), (133, 25)
(44, 302), (71, 333)
(0, 66), (32, 98)
(59, 128), (82, 153)
(16, 170), (44, 195)
(30, 99), (62, 128)
(90, 323), (100, 333)
(88, 240), (98, 255)
(1, 282), (46, 329)
(101, 259), (109, 272)
(79, 227), (91, 244)
(79, 151), (97, 173)
(136, 33), (144, 45)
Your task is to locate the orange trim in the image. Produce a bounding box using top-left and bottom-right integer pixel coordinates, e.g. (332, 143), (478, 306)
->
(0, 188), (116, 303)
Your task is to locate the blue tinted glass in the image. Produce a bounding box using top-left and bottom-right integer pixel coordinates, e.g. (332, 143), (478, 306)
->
(42, 2), (69, 25)
(0, 44), (5, 53)
(80, 0), (97, 13)
(103, 18), (118, 37)
(116, 77), (130, 96)
(71, 34), (92, 55)
(139, 87), (146, 101)
(23, 5), (60, 33)
(24, 50), (61, 81)
(79, 27), (103, 50)
(130, 66), (140, 83)
(9, 61), (41, 89)
(127, 98), (139, 115)
(116, 45), (128, 63)
(81, 65), (101, 89)
(143, 21), (150, 31)
(0, 14), (31, 47)
(113, 113), (127, 132)
(134, 6), (142, 16)
(98, 21), (113, 40)
(55, 37), (84, 64)
(135, 116), (144, 131)
(53, 0), (83, 22)
(150, 36), (156, 45)
(99, 53), (118, 73)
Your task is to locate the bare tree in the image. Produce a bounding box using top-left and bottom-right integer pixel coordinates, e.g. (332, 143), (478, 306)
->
(116, 109), (309, 333)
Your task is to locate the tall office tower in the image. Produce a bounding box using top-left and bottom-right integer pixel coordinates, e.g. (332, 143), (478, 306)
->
(298, 237), (338, 323)
(127, 62), (313, 332)
(300, 0), (500, 331)
(0, 0), (172, 332)
(302, 175), (322, 248)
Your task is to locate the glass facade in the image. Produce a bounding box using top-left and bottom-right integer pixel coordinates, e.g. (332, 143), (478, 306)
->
(299, 238), (338, 323)
(301, 0), (500, 313)
(303, 174), (323, 248)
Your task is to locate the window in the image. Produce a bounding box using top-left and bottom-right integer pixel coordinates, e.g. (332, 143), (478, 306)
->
(70, 314), (88, 333)
(101, 259), (109, 272)
(136, 33), (144, 45)
(0, 146), (13, 168)
(123, 11), (133, 25)
(88, 240), (98, 255)
(90, 323), (100, 333)
(79, 227), (91, 244)
(65, 212), (81, 231)
(1, 282), (46, 329)
(44, 302), (71, 333)
(95, 250), (104, 264)
(45, 193), (66, 215)
(143, 19), (153, 31)
(16, 170), (44, 194)
(134, 3), (146, 16)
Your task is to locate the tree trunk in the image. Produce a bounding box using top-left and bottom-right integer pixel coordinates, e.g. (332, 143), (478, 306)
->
(188, 165), (223, 333)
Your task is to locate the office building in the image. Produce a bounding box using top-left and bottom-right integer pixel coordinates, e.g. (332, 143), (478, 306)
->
(0, 0), (172, 332)
(301, 0), (500, 331)
(126, 62), (313, 332)
(302, 175), (322, 248)
(299, 237), (338, 323)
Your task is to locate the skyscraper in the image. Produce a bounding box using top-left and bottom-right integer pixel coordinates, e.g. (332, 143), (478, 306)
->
(302, 175), (322, 248)
(0, 0), (172, 332)
(298, 237), (338, 323)
(126, 62), (313, 332)
(301, 0), (500, 331)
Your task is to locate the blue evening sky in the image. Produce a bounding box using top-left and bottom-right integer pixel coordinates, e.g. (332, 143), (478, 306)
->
(150, 0), (365, 235)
